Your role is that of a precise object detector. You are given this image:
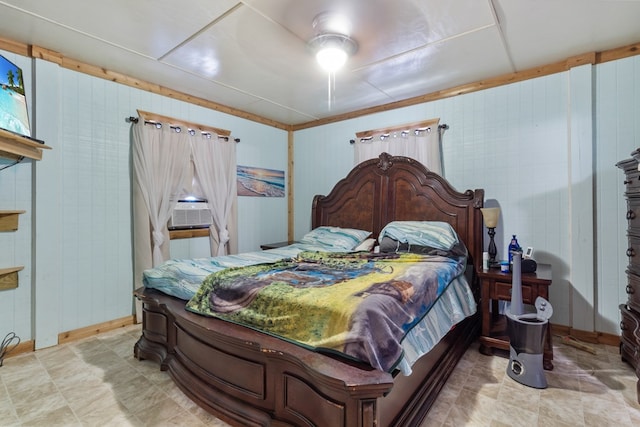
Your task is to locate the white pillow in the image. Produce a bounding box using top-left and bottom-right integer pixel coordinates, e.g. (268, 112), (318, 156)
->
(353, 238), (376, 252)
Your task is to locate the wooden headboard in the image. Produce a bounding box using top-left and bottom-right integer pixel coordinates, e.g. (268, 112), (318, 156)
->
(312, 152), (485, 270)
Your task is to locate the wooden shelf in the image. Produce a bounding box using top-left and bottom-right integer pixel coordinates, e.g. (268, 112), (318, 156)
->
(0, 128), (51, 161)
(1, 210), (26, 289)
(169, 228), (210, 240)
(0, 266), (23, 290)
(0, 210), (26, 231)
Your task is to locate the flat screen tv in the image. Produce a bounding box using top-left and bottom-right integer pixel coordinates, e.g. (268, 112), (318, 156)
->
(0, 54), (31, 138)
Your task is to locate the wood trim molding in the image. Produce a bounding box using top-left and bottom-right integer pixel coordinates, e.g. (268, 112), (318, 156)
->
(597, 42), (640, 64)
(57, 315), (137, 345)
(31, 44), (63, 65)
(287, 129), (294, 242)
(355, 118), (440, 139)
(169, 228), (209, 240)
(4, 316), (136, 360)
(2, 339), (34, 359)
(0, 36), (30, 57)
(551, 323), (620, 347)
(137, 109), (231, 137)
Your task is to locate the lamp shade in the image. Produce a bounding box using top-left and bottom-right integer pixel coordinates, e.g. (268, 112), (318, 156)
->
(481, 207), (500, 228)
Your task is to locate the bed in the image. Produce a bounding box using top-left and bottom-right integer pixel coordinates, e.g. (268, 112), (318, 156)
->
(134, 152), (485, 427)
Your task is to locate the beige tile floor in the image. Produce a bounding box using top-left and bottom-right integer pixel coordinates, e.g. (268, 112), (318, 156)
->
(0, 324), (639, 426)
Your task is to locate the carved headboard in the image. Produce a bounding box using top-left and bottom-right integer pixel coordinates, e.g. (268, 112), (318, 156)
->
(312, 152), (485, 270)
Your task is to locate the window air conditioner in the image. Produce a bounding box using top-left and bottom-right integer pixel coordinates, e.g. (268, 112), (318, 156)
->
(168, 200), (213, 230)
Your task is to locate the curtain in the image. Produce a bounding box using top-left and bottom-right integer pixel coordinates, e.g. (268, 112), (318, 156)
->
(191, 136), (238, 256)
(131, 121), (191, 295)
(353, 122), (446, 175)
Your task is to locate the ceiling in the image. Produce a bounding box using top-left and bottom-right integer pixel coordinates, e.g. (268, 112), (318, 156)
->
(0, 0), (639, 127)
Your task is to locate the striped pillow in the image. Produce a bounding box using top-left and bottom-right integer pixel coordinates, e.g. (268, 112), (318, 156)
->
(300, 226), (372, 250)
(378, 221), (459, 251)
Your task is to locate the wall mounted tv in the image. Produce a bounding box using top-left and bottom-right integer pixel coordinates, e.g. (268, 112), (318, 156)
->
(0, 54), (31, 138)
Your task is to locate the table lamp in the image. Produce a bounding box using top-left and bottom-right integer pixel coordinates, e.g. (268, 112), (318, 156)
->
(480, 207), (500, 266)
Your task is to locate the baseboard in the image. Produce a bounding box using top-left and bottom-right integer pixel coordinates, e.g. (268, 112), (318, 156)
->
(58, 315), (137, 345)
(4, 315), (138, 360)
(551, 323), (620, 347)
(2, 338), (34, 360)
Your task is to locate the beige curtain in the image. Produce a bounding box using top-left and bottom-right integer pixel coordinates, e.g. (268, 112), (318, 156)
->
(190, 136), (238, 256)
(132, 123), (191, 265)
(131, 117), (239, 320)
(353, 119), (445, 175)
(131, 122), (191, 320)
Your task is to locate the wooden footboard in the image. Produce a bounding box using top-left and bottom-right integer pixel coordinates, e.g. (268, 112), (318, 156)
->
(134, 287), (479, 427)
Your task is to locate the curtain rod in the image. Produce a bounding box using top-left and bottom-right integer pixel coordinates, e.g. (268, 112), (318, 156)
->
(137, 109), (231, 136)
(125, 116), (239, 142)
(355, 118), (442, 139)
(350, 123), (448, 144)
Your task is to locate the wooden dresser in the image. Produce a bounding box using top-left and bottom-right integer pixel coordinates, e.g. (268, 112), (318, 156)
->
(616, 150), (640, 403)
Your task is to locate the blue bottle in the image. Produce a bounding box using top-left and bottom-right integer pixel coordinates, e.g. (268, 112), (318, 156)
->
(508, 235), (521, 264)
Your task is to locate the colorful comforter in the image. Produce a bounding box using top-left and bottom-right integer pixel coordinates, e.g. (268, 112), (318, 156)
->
(186, 249), (467, 372)
(142, 242), (349, 301)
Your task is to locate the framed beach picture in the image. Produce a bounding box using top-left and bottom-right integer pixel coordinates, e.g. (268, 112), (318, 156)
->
(237, 165), (285, 197)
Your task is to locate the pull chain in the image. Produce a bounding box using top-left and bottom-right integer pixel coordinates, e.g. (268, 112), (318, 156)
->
(327, 71), (336, 110)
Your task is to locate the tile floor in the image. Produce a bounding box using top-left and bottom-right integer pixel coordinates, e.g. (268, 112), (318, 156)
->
(0, 324), (638, 426)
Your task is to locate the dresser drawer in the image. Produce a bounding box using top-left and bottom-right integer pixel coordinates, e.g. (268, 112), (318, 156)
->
(620, 304), (640, 370)
(623, 169), (640, 196)
(627, 236), (640, 276)
(627, 198), (640, 231)
(626, 273), (640, 313)
(494, 281), (533, 303)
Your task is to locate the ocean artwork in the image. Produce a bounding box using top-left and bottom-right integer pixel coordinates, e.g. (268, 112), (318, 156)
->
(237, 165), (285, 197)
(0, 55), (30, 137)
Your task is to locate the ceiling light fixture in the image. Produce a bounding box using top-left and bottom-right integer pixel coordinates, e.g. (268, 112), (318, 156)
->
(307, 12), (358, 109)
(308, 33), (358, 72)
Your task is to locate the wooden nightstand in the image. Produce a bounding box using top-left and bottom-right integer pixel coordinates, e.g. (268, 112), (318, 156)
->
(477, 263), (554, 370)
(260, 241), (298, 250)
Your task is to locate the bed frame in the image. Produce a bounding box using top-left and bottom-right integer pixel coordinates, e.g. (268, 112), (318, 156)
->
(134, 153), (485, 426)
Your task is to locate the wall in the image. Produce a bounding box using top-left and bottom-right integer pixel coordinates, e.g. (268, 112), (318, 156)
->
(0, 51), (289, 348)
(0, 52), (34, 345)
(294, 56), (640, 335)
(0, 153), (32, 345)
(235, 124), (290, 252)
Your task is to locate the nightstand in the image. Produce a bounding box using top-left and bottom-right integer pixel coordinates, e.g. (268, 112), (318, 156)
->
(260, 241), (298, 250)
(477, 263), (554, 370)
